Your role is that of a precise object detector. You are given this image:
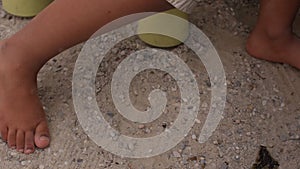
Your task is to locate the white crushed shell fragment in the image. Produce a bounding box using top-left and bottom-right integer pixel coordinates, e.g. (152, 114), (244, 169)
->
(172, 151), (181, 158)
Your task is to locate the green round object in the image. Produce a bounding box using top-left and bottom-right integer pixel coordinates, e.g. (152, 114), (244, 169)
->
(2, 0), (53, 17)
(138, 9), (189, 48)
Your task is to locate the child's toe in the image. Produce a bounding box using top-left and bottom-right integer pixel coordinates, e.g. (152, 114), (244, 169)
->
(25, 131), (35, 154)
(34, 121), (50, 149)
(16, 130), (25, 152)
(8, 129), (16, 148)
(0, 126), (8, 142)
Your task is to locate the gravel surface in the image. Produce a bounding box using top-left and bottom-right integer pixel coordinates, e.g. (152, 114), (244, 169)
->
(0, 0), (300, 168)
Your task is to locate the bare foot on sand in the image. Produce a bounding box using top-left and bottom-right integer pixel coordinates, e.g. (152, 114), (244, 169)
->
(246, 0), (300, 69)
(0, 40), (50, 154)
(247, 28), (300, 69)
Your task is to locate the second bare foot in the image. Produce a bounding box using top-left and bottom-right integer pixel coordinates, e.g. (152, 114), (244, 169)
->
(246, 27), (300, 69)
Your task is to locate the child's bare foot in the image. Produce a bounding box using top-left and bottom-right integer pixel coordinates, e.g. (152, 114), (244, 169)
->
(247, 27), (300, 69)
(0, 40), (50, 154)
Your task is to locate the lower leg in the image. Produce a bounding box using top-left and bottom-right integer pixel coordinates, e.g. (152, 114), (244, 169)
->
(246, 0), (300, 68)
(4, 0), (173, 73)
(0, 0), (173, 153)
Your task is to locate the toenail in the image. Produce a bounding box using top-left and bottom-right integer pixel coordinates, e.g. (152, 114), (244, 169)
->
(18, 149), (24, 153)
(40, 136), (49, 141)
(11, 146), (16, 149)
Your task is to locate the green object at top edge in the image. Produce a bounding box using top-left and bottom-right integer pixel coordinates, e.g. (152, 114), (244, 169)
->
(2, 0), (53, 17)
(138, 8), (189, 48)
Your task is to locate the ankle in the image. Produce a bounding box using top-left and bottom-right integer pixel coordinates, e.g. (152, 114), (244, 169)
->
(0, 39), (39, 78)
(254, 24), (294, 43)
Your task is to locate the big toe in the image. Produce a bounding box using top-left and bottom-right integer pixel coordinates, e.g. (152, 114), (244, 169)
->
(34, 121), (50, 149)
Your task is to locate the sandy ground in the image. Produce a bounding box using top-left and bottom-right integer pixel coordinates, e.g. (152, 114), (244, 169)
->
(0, 0), (300, 168)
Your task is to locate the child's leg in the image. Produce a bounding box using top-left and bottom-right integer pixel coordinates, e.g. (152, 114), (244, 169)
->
(246, 0), (300, 69)
(0, 0), (173, 154)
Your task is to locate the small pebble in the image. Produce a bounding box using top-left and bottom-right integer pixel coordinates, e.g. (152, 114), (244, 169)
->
(0, 11), (6, 18)
(128, 143), (134, 150)
(171, 86), (177, 92)
(172, 151), (181, 158)
(21, 161), (27, 166)
(120, 51), (126, 56)
(218, 150), (224, 158)
(195, 119), (201, 124)
(291, 135), (300, 140)
(273, 88), (279, 92)
(267, 143), (274, 148)
(110, 132), (116, 137)
(200, 156), (206, 167)
(77, 159), (83, 163)
(213, 140), (219, 145)
(10, 151), (17, 156)
(138, 125), (145, 129)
